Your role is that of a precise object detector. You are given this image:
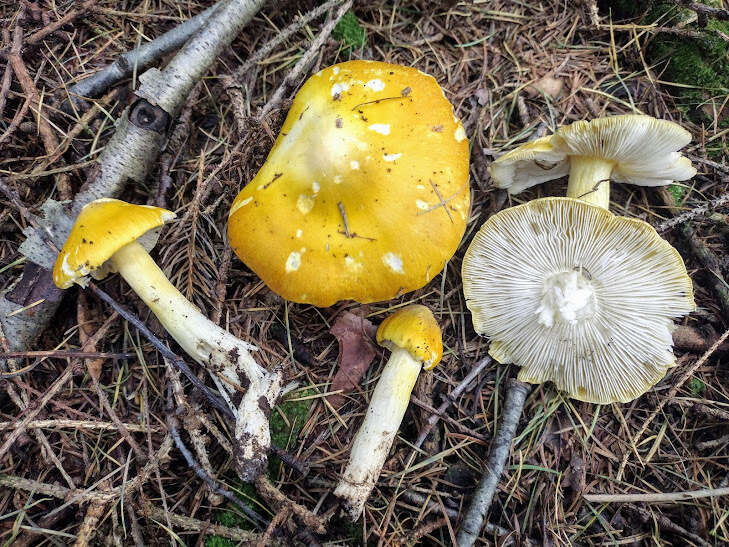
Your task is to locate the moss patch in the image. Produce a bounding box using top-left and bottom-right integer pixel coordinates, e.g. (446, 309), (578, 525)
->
(269, 388), (315, 476)
(669, 183), (687, 206)
(205, 482), (263, 546)
(644, 2), (729, 120)
(333, 11), (367, 49)
(689, 377), (706, 396)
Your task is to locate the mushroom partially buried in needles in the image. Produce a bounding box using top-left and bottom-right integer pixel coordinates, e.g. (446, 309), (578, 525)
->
(456, 197), (695, 546)
(489, 114), (696, 207)
(52, 198), (282, 481)
(227, 60), (470, 306)
(334, 304), (442, 520)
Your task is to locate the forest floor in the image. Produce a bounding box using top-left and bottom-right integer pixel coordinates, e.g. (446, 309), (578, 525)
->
(1, 0), (729, 545)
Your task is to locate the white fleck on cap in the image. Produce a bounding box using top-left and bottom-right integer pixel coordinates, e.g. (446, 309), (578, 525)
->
(462, 197), (695, 404)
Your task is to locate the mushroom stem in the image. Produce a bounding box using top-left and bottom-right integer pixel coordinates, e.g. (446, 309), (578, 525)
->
(334, 347), (422, 520)
(111, 240), (281, 480)
(565, 156), (613, 209)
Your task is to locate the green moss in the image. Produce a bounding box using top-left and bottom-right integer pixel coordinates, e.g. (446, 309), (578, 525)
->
(207, 390), (315, 544)
(270, 388), (315, 449)
(648, 7), (729, 80)
(643, 3), (729, 121)
(669, 183), (687, 206)
(333, 11), (367, 49)
(689, 377), (706, 396)
(269, 388), (315, 476)
(204, 537), (235, 547)
(206, 482), (263, 546)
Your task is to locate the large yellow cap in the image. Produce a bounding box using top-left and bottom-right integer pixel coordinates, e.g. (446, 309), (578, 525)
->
(376, 304), (443, 370)
(228, 60), (470, 307)
(52, 198), (175, 289)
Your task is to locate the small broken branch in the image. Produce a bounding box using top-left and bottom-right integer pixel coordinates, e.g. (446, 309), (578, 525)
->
(656, 192), (729, 234)
(413, 356), (492, 449)
(680, 223), (729, 320)
(0, 0), (266, 382)
(26, 0), (97, 46)
(677, 0), (729, 27)
(456, 378), (531, 547)
(615, 327), (729, 480)
(64, 0), (225, 109)
(166, 384), (269, 529)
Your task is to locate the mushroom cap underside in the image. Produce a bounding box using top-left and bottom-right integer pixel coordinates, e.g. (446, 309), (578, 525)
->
(228, 60), (471, 307)
(52, 198), (175, 289)
(462, 197), (695, 404)
(376, 304), (443, 370)
(489, 115), (696, 194)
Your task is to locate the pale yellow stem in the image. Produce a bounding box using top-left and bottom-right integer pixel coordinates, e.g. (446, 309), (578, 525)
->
(110, 241), (280, 480)
(565, 156), (614, 209)
(334, 347), (422, 520)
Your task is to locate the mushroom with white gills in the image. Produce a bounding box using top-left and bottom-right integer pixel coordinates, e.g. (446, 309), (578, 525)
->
(456, 197), (695, 546)
(489, 114), (696, 208)
(52, 198), (283, 481)
(228, 60), (470, 307)
(334, 304), (443, 520)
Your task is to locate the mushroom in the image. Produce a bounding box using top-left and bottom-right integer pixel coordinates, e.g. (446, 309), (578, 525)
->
(489, 115), (696, 208)
(228, 60), (470, 306)
(52, 198), (282, 481)
(462, 197), (694, 403)
(333, 304), (442, 520)
(455, 197), (695, 545)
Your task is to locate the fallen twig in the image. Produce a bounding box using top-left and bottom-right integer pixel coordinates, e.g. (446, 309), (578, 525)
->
(140, 503), (273, 544)
(0, 419), (159, 432)
(86, 281), (234, 420)
(585, 486), (729, 503)
(0, 0), (267, 369)
(0, 363), (76, 461)
(624, 504), (711, 547)
(456, 379), (531, 547)
(615, 327), (729, 480)
(255, 475), (327, 534)
(253, 0), (352, 125)
(413, 356), (493, 449)
(64, 0), (224, 109)
(680, 223), (729, 320)
(7, 14), (72, 200)
(677, 0), (729, 27)
(26, 0), (97, 46)
(0, 434), (173, 505)
(166, 383), (268, 529)
(656, 192), (729, 234)
(401, 490), (527, 544)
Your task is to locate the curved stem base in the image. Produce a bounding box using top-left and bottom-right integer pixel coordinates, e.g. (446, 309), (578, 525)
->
(111, 241), (279, 481)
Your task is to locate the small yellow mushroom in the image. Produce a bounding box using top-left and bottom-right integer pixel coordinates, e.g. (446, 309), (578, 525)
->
(334, 304), (443, 519)
(53, 198), (282, 481)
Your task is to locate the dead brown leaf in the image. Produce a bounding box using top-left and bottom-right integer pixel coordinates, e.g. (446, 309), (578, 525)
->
(328, 310), (378, 409)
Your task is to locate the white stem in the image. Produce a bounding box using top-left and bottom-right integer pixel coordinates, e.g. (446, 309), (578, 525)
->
(334, 347), (422, 520)
(565, 156), (614, 209)
(111, 241), (281, 480)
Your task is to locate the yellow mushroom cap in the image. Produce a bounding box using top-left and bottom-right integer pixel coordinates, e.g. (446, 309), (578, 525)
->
(462, 197), (695, 404)
(52, 198), (176, 289)
(489, 115), (696, 194)
(376, 304), (443, 370)
(228, 60), (470, 307)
